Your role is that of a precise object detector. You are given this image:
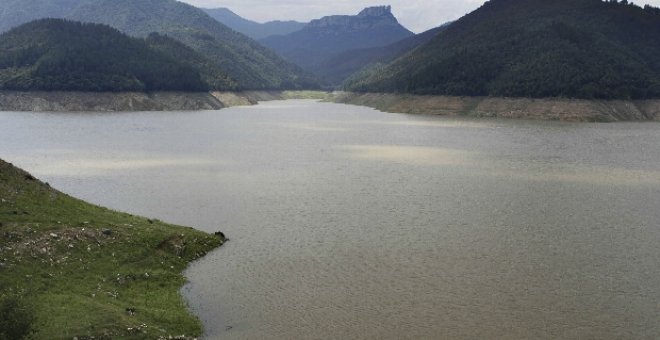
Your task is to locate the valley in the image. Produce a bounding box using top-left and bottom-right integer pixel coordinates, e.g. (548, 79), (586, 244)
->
(1, 0), (660, 339)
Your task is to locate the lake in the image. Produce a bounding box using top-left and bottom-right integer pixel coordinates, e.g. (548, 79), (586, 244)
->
(1, 100), (660, 339)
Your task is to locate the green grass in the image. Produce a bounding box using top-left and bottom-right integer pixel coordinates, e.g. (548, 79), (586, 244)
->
(0, 159), (224, 339)
(281, 90), (331, 100)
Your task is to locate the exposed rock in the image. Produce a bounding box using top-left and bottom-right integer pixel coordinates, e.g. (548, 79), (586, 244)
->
(0, 91), (223, 112)
(0, 91), (291, 112)
(214, 231), (227, 242)
(330, 92), (660, 122)
(358, 6), (393, 17)
(308, 6), (398, 29)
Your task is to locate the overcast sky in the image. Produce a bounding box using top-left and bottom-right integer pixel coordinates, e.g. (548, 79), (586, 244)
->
(181, 0), (660, 33)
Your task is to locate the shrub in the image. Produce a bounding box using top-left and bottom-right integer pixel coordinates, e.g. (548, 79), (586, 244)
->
(0, 295), (34, 340)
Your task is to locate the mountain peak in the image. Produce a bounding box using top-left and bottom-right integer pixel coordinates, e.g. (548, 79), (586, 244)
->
(306, 5), (400, 29)
(358, 6), (392, 17)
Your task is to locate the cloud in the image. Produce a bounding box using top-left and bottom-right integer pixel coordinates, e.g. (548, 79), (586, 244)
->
(180, 0), (660, 33)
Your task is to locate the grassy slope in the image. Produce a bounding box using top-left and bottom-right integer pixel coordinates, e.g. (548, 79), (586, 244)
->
(0, 159), (224, 339)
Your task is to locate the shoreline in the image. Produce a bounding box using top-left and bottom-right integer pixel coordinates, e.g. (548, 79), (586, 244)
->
(328, 92), (660, 122)
(0, 91), (298, 112)
(2, 90), (659, 122)
(0, 159), (225, 338)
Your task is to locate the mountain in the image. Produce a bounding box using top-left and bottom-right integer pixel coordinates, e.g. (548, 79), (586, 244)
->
(318, 23), (451, 85)
(0, 0), (318, 90)
(0, 19), (209, 92)
(260, 6), (414, 73)
(145, 33), (236, 90)
(203, 8), (306, 40)
(345, 0), (660, 100)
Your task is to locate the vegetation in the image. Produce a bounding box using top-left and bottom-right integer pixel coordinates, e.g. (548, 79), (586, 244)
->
(68, 0), (319, 90)
(345, 0), (660, 100)
(0, 295), (35, 339)
(0, 0), (318, 90)
(281, 90), (331, 100)
(319, 24), (450, 86)
(0, 158), (224, 339)
(0, 19), (208, 92)
(145, 33), (237, 90)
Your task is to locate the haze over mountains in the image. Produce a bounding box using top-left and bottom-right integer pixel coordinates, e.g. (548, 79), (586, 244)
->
(202, 8), (306, 40)
(0, 0), (317, 90)
(318, 23), (451, 85)
(260, 6), (414, 78)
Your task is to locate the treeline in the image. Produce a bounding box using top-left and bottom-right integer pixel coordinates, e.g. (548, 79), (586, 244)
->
(604, 0), (660, 15)
(345, 0), (660, 100)
(0, 0), (320, 91)
(63, 0), (319, 90)
(0, 19), (210, 92)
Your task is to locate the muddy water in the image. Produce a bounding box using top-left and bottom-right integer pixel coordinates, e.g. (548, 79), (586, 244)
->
(1, 100), (660, 339)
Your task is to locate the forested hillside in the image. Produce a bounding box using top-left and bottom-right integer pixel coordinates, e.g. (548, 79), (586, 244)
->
(345, 0), (660, 100)
(0, 19), (208, 92)
(318, 24), (450, 85)
(145, 33), (236, 90)
(0, 0), (318, 90)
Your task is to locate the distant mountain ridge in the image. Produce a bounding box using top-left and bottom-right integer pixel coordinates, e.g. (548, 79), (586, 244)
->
(345, 0), (660, 100)
(203, 8), (306, 40)
(318, 23), (451, 85)
(260, 6), (414, 76)
(0, 0), (318, 91)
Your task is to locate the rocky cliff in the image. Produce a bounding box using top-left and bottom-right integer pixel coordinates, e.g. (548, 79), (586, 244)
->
(306, 6), (399, 30)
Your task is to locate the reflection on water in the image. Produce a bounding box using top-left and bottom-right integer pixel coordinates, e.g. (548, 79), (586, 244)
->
(338, 145), (471, 166)
(1, 100), (660, 339)
(7, 154), (220, 176)
(266, 122), (351, 132)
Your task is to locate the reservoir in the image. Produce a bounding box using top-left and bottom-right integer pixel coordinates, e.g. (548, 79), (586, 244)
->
(1, 100), (660, 339)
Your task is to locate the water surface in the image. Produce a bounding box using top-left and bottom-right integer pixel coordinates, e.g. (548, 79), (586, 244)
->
(1, 100), (660, 339)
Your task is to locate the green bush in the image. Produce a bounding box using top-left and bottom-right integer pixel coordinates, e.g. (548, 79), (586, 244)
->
(0, 295), (34, 340)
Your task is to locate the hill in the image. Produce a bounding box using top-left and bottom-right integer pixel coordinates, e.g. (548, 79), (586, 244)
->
(145, 33), (236, 90)
(0, 0), (317, 91)
(345, 0), (660, 100)
(0, 19), (209, 92)
(0, 158), (224, 338)
(318, 23), (450, 85)
(260, 6), (413, 74)
(203, 8), (306, 40)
